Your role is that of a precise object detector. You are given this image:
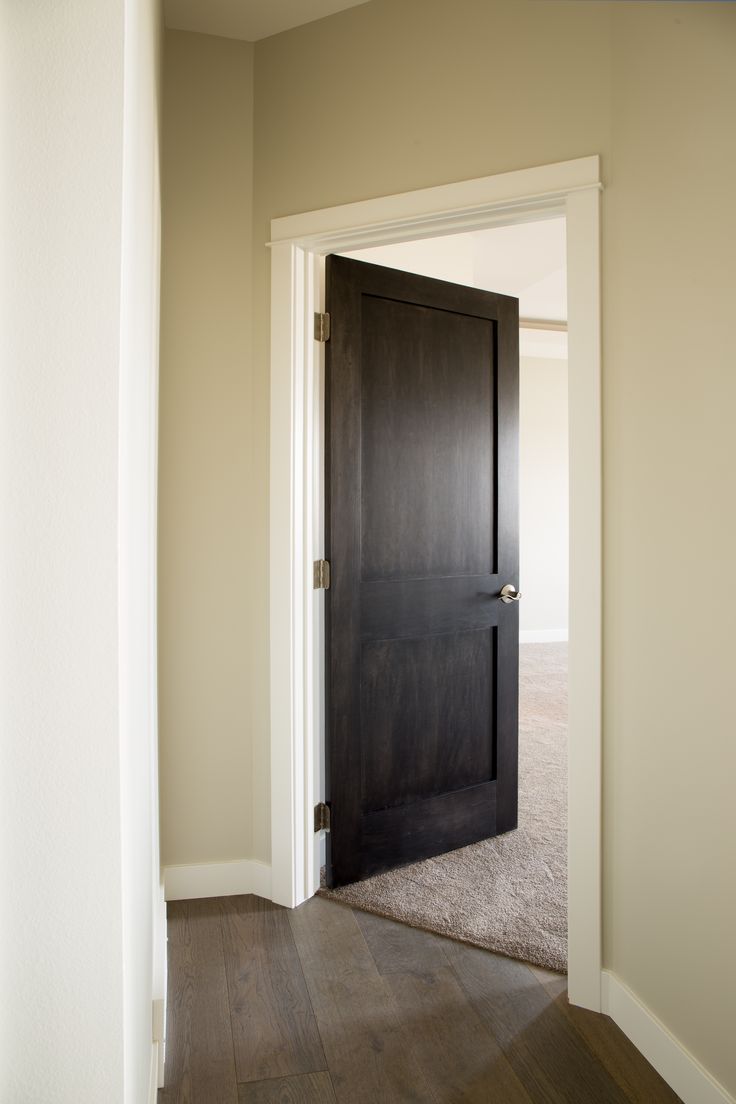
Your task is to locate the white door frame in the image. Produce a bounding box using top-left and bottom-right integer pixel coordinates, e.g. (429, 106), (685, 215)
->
(269, 155), (602, 1011)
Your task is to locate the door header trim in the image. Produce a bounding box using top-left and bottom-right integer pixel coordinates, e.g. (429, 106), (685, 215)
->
(269, 156), (601, 250)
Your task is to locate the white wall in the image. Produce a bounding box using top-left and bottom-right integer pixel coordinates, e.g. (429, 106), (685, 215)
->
(519, 357), (569, 640)
(344, 234), (476, 285)
(345, 220), (566, 321)
(0, 1), (162, 1100)
(119, 0), (166, 1098)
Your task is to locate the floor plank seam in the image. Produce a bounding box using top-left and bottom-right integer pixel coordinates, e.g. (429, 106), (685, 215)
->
(218, 895), (247, 1097)
(286, 907), (331, 1076)
(234, 1069), (330, 1086)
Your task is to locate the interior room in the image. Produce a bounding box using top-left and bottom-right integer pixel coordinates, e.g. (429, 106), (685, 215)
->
(3, 2), (735, 1104)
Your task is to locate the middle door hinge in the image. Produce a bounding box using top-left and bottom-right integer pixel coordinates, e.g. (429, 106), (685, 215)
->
(314, 312), (331, 342)
(313, 559), (331, 590)
(314, 802), (331, 833)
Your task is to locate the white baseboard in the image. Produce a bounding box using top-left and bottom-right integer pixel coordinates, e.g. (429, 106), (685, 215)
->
(152, 997), (165, 1089)
(163, 858), (272, 902)
(520, 629), (568, 643)
(149, 1042), (160, 1104)
(601, 971), (735, 1104)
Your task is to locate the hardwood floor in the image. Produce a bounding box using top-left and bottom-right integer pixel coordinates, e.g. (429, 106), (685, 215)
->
(159, 895), (682, 1104)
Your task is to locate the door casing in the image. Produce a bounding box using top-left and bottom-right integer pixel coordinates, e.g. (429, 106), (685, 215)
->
(268, 156), (602, 1011)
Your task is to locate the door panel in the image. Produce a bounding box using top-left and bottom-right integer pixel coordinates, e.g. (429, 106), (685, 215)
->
(325, 255), (519, 886)
(360, 295), (495, 581)
(360, 627), (495, 814)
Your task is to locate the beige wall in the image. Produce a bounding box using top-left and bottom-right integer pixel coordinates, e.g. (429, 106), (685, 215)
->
(519, 357), (569, 637)
(604, 4), (736, 1089)
(160, 1), (736, 1092)
(159, 30), (256, 865)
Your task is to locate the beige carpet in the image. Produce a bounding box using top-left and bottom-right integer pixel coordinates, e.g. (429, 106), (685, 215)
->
(320, 642), (568, 972)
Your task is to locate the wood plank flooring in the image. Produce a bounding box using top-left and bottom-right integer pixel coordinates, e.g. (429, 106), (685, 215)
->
(159, 894), (682, 1104)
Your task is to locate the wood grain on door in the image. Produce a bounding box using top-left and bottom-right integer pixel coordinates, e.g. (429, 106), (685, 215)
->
(325, 255), (520, 885)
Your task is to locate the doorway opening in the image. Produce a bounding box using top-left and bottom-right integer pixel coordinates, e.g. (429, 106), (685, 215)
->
(318, 219), (569, 974)
(268, 157), (601, 1011)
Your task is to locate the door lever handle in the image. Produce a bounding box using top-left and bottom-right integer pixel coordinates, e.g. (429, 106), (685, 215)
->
(499, 584), (522, 603)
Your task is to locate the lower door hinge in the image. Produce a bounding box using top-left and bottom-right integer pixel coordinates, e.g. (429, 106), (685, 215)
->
(314, 312), (331, 342)
(314, 802), (331, 833)
(313, 559), (330, 590)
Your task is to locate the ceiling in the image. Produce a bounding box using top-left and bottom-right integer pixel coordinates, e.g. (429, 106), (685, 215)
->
(164, 0), (370, 41)
(346, 217), (568, 359)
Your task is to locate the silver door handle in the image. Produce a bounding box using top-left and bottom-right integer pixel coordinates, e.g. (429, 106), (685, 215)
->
(499, 584), (522, 603)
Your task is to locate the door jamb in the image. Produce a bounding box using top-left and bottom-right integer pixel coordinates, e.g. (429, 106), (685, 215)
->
(268, 156), (602, 1011)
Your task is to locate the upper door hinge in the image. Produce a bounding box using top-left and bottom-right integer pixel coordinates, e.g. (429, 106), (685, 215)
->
(313, 559), (331, 590)
(314, 312), (331, 342)
(314, 802), (331, 833)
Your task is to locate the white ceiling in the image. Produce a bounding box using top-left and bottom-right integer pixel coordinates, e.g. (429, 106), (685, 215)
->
(164, 0), (369, 42)
(345, 217), (568, 358)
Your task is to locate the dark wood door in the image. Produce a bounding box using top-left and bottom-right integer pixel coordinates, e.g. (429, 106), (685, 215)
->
(325, 254), (519, 886)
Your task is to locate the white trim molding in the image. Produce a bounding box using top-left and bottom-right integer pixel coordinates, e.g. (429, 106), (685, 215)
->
(269, 156), (603, 1011)
(564, 181), (602, 1011)
(153, 997), (165, 1090)
(602, 972), (735, 1104)
(520, 629), (569, 644)
(163, 860), (272, 902)
(149, 1043), (160, 1104)
(270, 156), (601, 250)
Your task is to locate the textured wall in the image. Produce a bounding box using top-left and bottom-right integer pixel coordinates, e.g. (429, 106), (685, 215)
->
(1, 0), (163, 1100)
(1, 1), (126, 1097)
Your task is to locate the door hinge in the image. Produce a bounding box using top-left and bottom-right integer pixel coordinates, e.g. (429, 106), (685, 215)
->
(314, 802), (331, 833)
(313, 559), (330, 590)
(314, 312), (331, 342)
